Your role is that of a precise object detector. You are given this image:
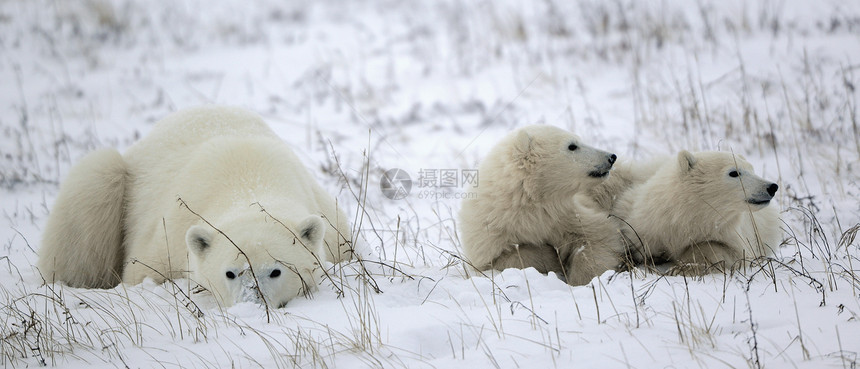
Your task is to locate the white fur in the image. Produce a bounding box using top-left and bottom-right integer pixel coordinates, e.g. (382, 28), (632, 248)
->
(612, 151), (781, 273)
(38, 148), (127, 288)
(585, 157), (664, 212)
(459, 125), (624, 285)
(39, 106), (352, 307)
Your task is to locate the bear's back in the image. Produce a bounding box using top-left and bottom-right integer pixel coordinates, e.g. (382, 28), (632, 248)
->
(122, 106), (280, 223)
(124, 106), (275, 170)
(175, 136), (320, 214)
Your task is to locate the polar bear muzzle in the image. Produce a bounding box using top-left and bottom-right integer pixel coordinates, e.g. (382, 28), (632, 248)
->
(747, 183), (778, 206)
(588, 152), (617, 178)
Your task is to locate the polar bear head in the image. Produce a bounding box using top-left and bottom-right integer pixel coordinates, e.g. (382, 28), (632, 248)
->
(511, 125), (617, 198)
(677, 150), (778, 213)
(185, 213), (326, 308)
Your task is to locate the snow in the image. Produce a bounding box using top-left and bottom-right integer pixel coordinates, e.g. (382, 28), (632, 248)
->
(1, 0), (858, 368)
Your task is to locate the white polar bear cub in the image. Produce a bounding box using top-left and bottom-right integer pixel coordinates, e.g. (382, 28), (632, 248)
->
(459, 125), (624, 285)
(614, 151), (781, 273)
(39, 106), (352, 308)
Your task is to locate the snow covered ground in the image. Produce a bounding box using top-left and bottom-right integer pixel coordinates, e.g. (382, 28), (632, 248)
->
(1, 0), (858, 367)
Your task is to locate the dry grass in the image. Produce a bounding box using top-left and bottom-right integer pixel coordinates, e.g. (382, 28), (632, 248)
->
(1, 0), (858, 367)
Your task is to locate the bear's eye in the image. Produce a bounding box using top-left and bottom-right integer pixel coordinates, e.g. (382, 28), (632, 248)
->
(568, 143), (578, 151)
(225, 271), (236, 280)
(729, 170), (740, 178)
(269, 269), (281, 278)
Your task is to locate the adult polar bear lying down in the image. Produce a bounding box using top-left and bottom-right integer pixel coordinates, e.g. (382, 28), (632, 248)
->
(38, 106), (353, 307)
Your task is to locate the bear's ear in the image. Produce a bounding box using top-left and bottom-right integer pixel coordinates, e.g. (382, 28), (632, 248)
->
(186, 225), (213, 258)
(513, 130), (536, 170)
(297, 215), (326, 247)
(678, 150), (697, 173)
(514, 130), (533, 156)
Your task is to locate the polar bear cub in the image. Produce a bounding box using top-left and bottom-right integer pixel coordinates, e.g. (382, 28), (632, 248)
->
(39, 106), (353, 307)
(613, 151), (781, 273)
(459, 125), (625, 285)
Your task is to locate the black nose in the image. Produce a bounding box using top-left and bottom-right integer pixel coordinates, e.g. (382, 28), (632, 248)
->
(608, 154), (617, 165)
(767, 183), (778, 196)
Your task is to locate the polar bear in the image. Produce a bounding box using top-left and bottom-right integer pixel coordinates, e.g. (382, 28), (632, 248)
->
(38, 106), (353, 307)
(459, 125), (626, 285)
(612, 151), (781, 273)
